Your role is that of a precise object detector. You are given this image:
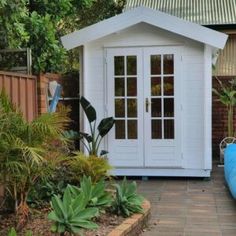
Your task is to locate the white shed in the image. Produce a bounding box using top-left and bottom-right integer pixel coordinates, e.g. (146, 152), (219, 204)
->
(61, 7), (227, 177)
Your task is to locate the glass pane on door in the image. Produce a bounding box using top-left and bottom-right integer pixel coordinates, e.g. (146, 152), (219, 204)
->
(164, 98), (174, 117)
(152, 120), (162, 139)
(115, 78), (125, 96)
(164, 120), (174, 139)
(164, 54), (174, 74)
(151, 55), (161, 75)
(151, 77), (161, 96)
(151, 98), (161, 117)
(164, 77), (174, 96)
(115, 56), (125, 75)
(115, 120), (125, 139)
(127, 77), (137, 96)
(127, 56), (137, 75)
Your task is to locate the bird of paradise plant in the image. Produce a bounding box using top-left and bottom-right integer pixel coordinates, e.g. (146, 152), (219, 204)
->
(79, 96), (115, 156)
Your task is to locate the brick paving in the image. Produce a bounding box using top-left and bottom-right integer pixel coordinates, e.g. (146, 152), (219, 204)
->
(136, 165), (236, 236)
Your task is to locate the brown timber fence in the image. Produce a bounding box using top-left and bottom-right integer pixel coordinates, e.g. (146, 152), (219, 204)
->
(0, 71), (38, 121)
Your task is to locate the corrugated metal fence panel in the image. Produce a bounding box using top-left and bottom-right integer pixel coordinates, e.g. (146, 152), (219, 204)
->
(214, 35), (236, 76)
(125, 0), (236, 25)
(0, 71), (38, 121)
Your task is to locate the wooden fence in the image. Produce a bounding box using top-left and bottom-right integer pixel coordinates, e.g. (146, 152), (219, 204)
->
(0, 71), (38, 121)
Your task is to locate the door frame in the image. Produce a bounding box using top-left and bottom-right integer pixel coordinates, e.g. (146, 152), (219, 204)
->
(105, 46), (183, 168)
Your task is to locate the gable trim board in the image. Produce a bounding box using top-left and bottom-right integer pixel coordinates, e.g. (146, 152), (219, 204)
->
(61, 7), (227, 51)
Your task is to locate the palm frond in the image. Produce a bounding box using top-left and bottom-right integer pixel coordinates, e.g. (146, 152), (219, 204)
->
(31, 112), (70, 140)
(11, 136), (45, 165)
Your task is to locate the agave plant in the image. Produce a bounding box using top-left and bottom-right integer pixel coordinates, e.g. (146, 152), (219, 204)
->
(0, 90), (70, 226)
(68, 176), (112, 208)
(79, 96), (115, 156)
(112, 178), (144, 217)
(48, 185), (99, 236)
(213, 78), (236, 136)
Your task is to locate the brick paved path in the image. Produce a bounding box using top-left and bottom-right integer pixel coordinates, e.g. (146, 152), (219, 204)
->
(137, 165), (236, 236)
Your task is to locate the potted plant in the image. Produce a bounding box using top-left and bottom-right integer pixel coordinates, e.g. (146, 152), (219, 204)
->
(213, 78), (236, 163)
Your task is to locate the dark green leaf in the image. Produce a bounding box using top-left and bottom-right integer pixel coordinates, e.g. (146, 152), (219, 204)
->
(100, 150), (108, 156)
(80, 96), (96, 122)
(78, 132), (93, 143)
(97, 117), (115, 137)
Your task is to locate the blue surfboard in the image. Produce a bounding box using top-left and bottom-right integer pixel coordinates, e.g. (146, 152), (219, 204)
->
(224, 144), (236, 199)
(48, 84), (62, 113)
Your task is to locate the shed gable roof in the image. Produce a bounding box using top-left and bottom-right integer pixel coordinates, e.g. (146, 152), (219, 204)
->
(125, 0), (236, 25)
(61, 7), (227, 50)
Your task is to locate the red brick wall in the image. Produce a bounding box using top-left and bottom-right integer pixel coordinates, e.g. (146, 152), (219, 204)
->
(37, 72), (80, 132)
(212, 76), (236, 159)
(37, 73), (50, 114)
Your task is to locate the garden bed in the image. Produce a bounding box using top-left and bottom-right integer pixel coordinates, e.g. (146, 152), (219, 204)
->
(0, 200), (150, 236)
(0, 209), (124, 236)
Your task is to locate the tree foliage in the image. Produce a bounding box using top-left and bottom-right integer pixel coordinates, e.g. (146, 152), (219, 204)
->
(26, 12), (67, 73)
(0, 0), (126, 74)
(0, 0), (29, 48)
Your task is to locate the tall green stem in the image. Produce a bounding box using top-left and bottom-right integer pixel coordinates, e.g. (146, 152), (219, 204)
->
(91, 121), (97, 155)
(228, 104), (234, 136)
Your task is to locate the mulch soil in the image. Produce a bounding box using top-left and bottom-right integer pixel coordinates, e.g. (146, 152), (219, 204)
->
(0, 208), (124, 236)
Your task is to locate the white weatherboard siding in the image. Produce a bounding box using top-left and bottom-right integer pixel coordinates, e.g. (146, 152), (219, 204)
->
(182, 44), (204, 169)
(83, 23), (208, 175)
(204, 45), (213, 170)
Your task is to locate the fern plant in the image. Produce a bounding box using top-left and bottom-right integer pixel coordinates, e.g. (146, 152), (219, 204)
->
(112, 178), (144, 217)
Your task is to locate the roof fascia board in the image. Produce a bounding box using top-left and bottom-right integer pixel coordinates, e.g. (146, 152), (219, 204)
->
(61, 8), (142, 50)
(141, 8), (228, 49)
(61, 7), (228, 50)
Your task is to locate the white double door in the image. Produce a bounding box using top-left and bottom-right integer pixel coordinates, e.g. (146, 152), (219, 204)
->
(106, 47), (182, 168)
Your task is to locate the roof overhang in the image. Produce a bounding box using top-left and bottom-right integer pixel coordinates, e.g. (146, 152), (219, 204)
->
(61, 7), (228, 50)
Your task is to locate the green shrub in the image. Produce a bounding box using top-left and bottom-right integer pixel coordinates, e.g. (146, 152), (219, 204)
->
(27, 178), (67, 208)
(8, 227), (32, 236)
(48, 185), (99, 235)
(68, 176), (112, 209)
(112, 178), (144, 217)
(68, 152), (112, 183)
(8, 228), (17, 236)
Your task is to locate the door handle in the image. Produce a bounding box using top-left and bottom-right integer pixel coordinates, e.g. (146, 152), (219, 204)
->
(145, 98), (150, 112)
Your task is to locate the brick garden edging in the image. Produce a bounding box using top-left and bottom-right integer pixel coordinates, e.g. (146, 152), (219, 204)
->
(107, 200), (151, 236)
